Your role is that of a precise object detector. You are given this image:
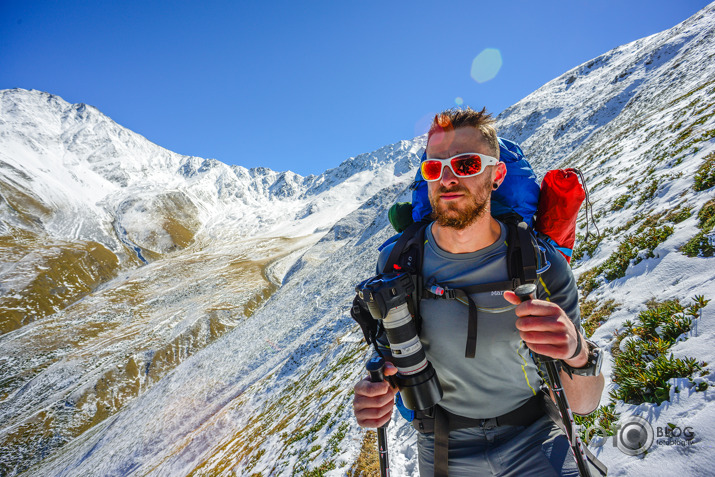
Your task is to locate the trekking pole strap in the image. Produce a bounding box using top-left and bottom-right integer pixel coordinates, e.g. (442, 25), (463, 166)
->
(541, 392), (609, 476)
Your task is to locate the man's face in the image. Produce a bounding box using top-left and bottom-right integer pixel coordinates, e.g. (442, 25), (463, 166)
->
(426, 127), (494, 230)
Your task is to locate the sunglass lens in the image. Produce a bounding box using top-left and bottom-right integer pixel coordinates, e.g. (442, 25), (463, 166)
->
(452, 155), (482, 176)
(422, 160), (443, 181)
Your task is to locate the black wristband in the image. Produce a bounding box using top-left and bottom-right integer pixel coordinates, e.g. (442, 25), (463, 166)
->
(567, 333), (583, 360)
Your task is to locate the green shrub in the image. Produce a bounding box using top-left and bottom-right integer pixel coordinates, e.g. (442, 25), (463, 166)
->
(613, 215), (643, 234)
(600, 225), (674, 281)
(610, 297), (709, 405)
(580, 299), (619, 337)
(697, 199), (715, 231)
(700, 129), (715, 142)
(632, 299), (691, 343)
(681, 231), (715, 257)
(694, 153), (715, 191)
(577, 219), (674, 296)
(575, 402), (620, 443)
(302, 460), (337, 477)
(576, 268), (600, 297)
(327, 423), (349, 454)
(611, 353), (705, 404)
(611, 194), (631, 211)
(664, 206), (692, 224)
(680, 200), (715, 257)
(572, 232), (603, 261)
(638, 179), (660, 205)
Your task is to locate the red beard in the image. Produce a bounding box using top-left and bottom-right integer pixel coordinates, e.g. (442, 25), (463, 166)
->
(429, 182), (491, 230)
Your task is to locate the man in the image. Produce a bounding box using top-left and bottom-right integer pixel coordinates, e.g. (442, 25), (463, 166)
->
(353, 107), (605, 476)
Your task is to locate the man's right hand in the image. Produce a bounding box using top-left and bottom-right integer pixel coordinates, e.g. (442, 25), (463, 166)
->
(353, 361), (399, 428)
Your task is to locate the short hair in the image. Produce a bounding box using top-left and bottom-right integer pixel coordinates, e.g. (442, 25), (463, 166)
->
(427, 107), (499, 159)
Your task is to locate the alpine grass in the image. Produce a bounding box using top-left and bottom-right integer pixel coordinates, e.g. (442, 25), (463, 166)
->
(348, 431), (381, 477)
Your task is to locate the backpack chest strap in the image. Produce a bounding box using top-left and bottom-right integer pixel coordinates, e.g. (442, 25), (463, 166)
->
(424, 279), (516, 300)
(423, 281), (517, 359)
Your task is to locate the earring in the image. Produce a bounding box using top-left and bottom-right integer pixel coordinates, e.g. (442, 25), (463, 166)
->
(492, 182), (499, 190)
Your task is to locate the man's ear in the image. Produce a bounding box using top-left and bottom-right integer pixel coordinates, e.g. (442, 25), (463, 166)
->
(493, 162), (507, 185)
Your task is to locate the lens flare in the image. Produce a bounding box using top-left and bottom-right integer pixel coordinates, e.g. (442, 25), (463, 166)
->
(470, 48), (502, 83)
(455, 97), (464, 106)
(414, 113), (435, 138)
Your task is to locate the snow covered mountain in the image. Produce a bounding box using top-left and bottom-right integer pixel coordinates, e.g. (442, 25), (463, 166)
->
(0, 88), (423, 475)
(0, 87), (425, 331)
(1, 2), (715, 476)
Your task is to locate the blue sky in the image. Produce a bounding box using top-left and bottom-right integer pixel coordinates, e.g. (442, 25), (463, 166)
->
(1, 1), (711, 176)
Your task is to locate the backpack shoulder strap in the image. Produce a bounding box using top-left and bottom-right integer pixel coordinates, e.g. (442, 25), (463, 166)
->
(514, 221), (539, 284)
(381, 220), (429, 334)
(382, 220), (429, 274)
(501, 215), (539, 287)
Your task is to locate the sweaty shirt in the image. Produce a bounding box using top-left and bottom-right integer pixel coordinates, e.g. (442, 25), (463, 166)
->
(377, 220), (582, 419)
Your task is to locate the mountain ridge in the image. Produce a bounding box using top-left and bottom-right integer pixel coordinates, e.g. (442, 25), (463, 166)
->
(497, 2), (715, 173)
(0, 87), (424, 331)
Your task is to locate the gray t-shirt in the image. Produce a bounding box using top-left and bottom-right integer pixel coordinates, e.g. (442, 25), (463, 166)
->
(377, 221), (582, 418)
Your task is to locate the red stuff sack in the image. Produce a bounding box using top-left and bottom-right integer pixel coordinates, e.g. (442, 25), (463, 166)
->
(534, 169), (585, 263)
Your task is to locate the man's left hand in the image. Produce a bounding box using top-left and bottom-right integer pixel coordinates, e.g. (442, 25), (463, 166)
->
(503, 291), (585, 366)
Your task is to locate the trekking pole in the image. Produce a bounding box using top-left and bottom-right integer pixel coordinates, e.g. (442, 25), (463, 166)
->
(366, 355), (390, 477)
(515, 284), (592, 477)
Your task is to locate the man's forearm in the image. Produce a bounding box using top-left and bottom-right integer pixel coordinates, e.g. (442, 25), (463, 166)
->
(560, 372), (605, 415)
(552, 330), (604, 414)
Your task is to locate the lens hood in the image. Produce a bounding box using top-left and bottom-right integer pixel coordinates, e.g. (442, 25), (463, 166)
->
(395, 362), (443, 411)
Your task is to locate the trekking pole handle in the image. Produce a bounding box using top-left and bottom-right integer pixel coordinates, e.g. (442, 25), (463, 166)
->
(514, 283), (537, 302)
(366, 355), (386, 383)
(515, 283), (555, 363)
(366, 356), (390, 477)
(366, 356), (390, 430)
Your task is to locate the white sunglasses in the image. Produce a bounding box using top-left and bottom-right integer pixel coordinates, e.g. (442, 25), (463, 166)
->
(420, 153), (499, 182)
